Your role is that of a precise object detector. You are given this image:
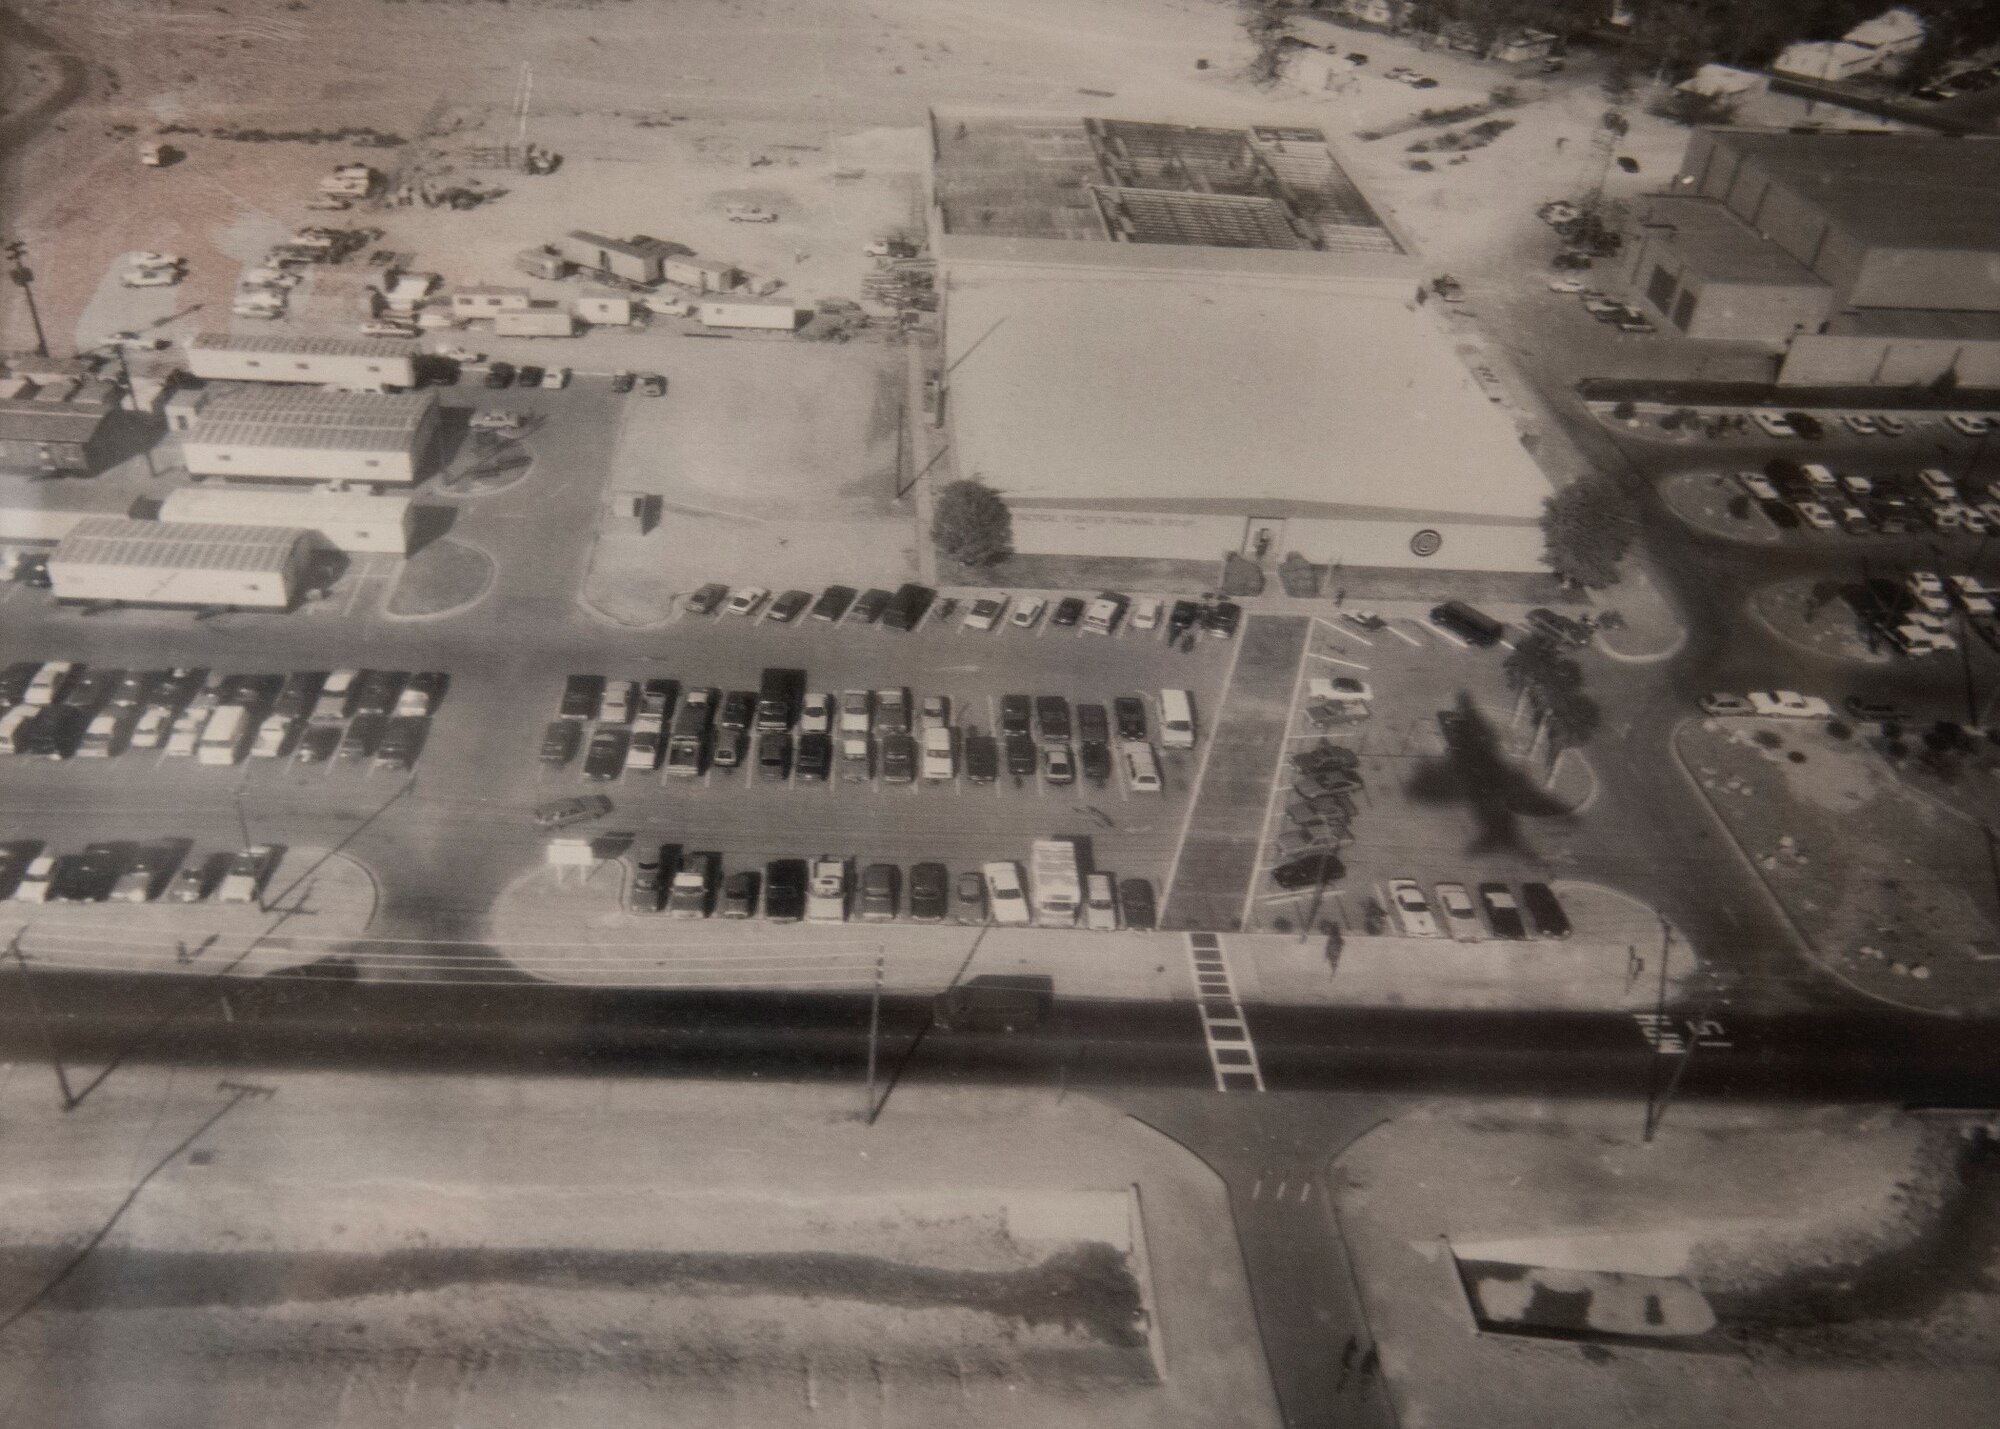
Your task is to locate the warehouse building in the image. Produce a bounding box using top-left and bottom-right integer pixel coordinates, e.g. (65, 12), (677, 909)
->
(47, 517), (317, 609)
(187, 333), (417, 392)
(1626, 128), (2000, 386)
(180, 386), (440, 485)
(158, 485), (416, 554)
(930, 111), (1553, 573)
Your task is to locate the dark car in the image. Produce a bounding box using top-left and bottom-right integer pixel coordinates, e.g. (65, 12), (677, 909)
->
(1477, 882), (1526, 939)
(374, 715), (426, 771)
(1076, 703), (1109, 745)
(0, 842), (40, 900)
(767, 589), (812, 624)
(295, 723), (343, 765)
(516, 364), (546, 387)
(720, 868), (759, 918)
(1167, 600), (1201, 639)
(583, 726), (629, 781)
(1520, 881), (1571, 938)
(963, 732), (999, 784)
(710, 724), (748, 770)
(1271, 852), (1345, 891)
(795, 731), (833, 782)
(628, 844), (669, 914)
(999, 694), (1031, 737)
(757, 729), (792, 782)
(219, 672), (282, 710)
(610, 369), (636, 394)
(1781, 410), (1825, 440)
(880, 583), (935, 631)
(109, 670), (154, 708)
(764, 858), (807, 921)
(534, 793), (612, 829)
(1004, 733), (1037, 777)
(537, 720), (581, 766)
(1524, 608), (1591, 647)
(272, 670), (327, 720)
(880, 733), (917, 783)
(55, 844), (122, 902)
(0, 662), (38, 706)
(1033, 696), (1070, 744)
(799, 585), (852, 623)
(1843, 695), (1912, 724)
(482, 361), (515, 389)
(859, 862), (900, 922)
(718, 691), (756, 732)
(850, 588), (892, 624)
(338, 714), (385, 762)
(1113, 695), (1147, 742)
(61, 667), (121, 713)
(955, 869), (988, 924)
(559, 674), (604, 720)
(639, 372), (667, 398)
(401, 670), (449, 715)
(685, 583), (730, 617)
(353, 669), (409, 717)
(1079, 741), (1112, 784)
(1051, 596), (1086, 628)
(1118, 878), (1158, 931)
(25, 704), (87, 758)
(1204, 601), (1242, 638)
(17, 552), (51, 587)
(910, 861), (949, 922)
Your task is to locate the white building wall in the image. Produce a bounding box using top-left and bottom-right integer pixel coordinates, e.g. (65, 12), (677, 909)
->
(183, 441), (422, 485)
(186, 348), (415, 392)
(1010, 506), (1547, 572)
(1009, 508), (1244, 560)
(696, 300), (801, 331)
(48, 549), (306, 609)
(158, 488), (416, 554)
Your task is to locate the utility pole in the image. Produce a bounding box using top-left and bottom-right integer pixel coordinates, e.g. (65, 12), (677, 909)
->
(8, 931), (77, 1110)
(5, 241), (51, 359)
(863, 953), (884, 1124)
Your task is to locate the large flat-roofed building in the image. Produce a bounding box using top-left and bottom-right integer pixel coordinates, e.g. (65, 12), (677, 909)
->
(1627, 128), (2000, 386)
(930, 111), (1553, 573)
(187, 332), (417, 392)
(47, 517), (315, 609)
(180, 385), (439, 485)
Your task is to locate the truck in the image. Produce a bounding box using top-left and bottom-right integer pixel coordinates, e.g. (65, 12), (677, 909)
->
(665, 687), (715, 776)
(756, 667), (804, 733)
(805, 856), (848, 923)
(1028, 838), (1082, 928)
(196, 705), (251, 766)
(666, 851), (716, 918)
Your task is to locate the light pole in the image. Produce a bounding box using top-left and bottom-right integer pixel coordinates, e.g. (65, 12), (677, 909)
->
(5, 241), (51, 359)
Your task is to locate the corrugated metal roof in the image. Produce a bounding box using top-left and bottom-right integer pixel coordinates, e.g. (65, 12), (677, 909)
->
(189, 331), (416, 360)
(51, 517), (310, 573)
(187, 385), (433, 454)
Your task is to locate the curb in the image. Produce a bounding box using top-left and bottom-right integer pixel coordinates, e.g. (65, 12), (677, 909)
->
(380, 537), (498, 624)
(573, 532), (677, 630)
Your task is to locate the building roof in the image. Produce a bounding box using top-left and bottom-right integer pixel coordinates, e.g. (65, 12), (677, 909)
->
(189, 331), (417, 361)
(0, 394), (115, 444)
(50, 517), (310, 573)
(1638, 195), (1829, 288)
(1700, 129), (2000, 252)
(185, 385), (434, 453)
(667, 255), (739, 274)
(158, 486), (414, 524)
(565, 231), (664, 260)
(942, 267), (1549, 523)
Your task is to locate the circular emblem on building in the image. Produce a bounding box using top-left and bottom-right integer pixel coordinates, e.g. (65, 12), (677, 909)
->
(1409, 528), (1443, 558)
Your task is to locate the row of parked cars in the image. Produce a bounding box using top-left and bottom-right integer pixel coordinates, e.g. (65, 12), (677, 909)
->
(2, 839), (278, 907)
(546, 673), (1195, 792)
(0, 662), (445, 768)
(618, 850), (1158, 930)
(1738, 462), (2000, 539)
(1386, 877), (1571, 941)
(681, 582), (1244, 643)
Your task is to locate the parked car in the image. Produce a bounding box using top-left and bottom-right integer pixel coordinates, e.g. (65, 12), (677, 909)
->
(215, 845), (277, 905)
(534, 794), (613, 829)
(610, 370), (636, 394)
(1051, 596), (1086, 628)
(1746, 690), (1833, 719)
(516, 364), (546, 388)
(850, 588), (892, 624)
(1113, 695), (1148, 742)
(766, 589), (811, 624)
(1478, 883), (1526, 939)
(628, 844), (668, 914)
(539, 719), (582, 766)
(800, 692), (833, 735)
(763, 859), (807, 921)
(684, 583), (730, 616)
(1435, 882), (1482, 940)
(294, 724), (342, 765)
(719, 869), (758, 919)
(1520, 881), (1571, 938)
(1204, 602), (1242, 638)
(910, 862), (948, 923)
(1388, 879), (1440, 937)
(1009, 596), (1047, 630)
(955, 869), (988, 924)
(1118, 877), (1158, 930)
(1698, 693), (1755, 716)
(1524, 608), (1591, 647)
(1041, 743), (1074, 785)
(482, 361), (515, 389)
(1271, 853), (1344, 892)
(983, 861), (1031, 926)
(811, 585), (856, 622)
(583, 727), (630, 780)
(963, 732), (998, 784)
(962, 593), (1007, 631)
(757, 730), (792, 782)
(374, 716), (425, 771)
(1083, 873), (1119, 931)
(639, 372), (667, 398)
(795, 731), (833, 781)
(881, 733), (917, 783)
(725, 586), (769, 618)
(998, 694), (1031, 737)
(1004, 733), (1037, 777)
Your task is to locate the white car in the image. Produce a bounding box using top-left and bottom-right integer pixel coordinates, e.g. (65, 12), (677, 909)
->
(1838, 472), (1873, 497)
(1908, 572), (1951, 614)
(799, 692), (833, 736)
(1917, 468), (1958, 501)
(432, 344), (485, 363)
(1840, 414), (1879, 437)
(961, 593), (1007, 631)
(10, 855), (56, 904)
(165, 715), (202, 757)
(1795, 501), (1838, 531)
(1009, 596), (1047, 630)
(1750, 410), (1795, 439)
(1948, 576), (1994, 616)
(1546, 277), (1586, 294)
(128, 706), (171, 750)
(725, 586), (768, 617)
(1308, 676), (1372, 705)
(1960, 506), (1992, 535)
(982, 861), (1031, 926)
(467, 411), (525, 432)
(1435, 883), (1482, 940)
(231, 302), (285, 320)
(1737, 472), (1780, 502)
(725, 204), (777, 223)
(1945, 414), (1993, 437)
(1746, 691), (1833, 719)
(1083, 873), (1119, 932)
(1130, 596), (1163, 631)
(360, 320), (418, 339)
(122, 267), (182, 288)
(250, 714), (293, 759)
(539, 366), (570, 389)
(1388, 879), (1440, 937)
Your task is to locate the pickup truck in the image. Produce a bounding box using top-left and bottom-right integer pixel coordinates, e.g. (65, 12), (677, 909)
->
(666, 852), (716, 918)
(805, 856), (848, 922)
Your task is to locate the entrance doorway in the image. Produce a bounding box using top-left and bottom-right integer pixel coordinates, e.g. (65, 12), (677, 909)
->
(1242, 517), (1286, 563)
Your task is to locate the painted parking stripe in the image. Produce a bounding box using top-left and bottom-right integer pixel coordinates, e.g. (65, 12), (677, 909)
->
(1385, 622), (1424, 647)
(1422, 619), (1470, 649)
(1186, 935), (1264, 1093)
(1310, 654), (1372, 672)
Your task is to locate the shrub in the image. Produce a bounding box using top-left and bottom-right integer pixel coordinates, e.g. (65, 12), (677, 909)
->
(930, 480), (1013, 567)
(1825, 720), (1851, 740)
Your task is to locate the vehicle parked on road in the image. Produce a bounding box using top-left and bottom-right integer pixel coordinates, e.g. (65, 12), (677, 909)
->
(1435, 883), (1482, 940)
(725, 586), (769, 618)
(962, 593), (1006, 631)
(766, 589), (811, 624)
(1050, 596), (1085, 628)
(216, 845), (277, 905)
(1429, 600), (1503, 647)
(583, 726), (630, 780)
(850, 588), (892, 624)
(910, 862), (948, 922)
(1388, 879), (1440, 937)
(1520, 881), (1571, 938)
(667, 852), (717, 918)
(628, 845), (668, 914)
(1478, 883), (1526, 939)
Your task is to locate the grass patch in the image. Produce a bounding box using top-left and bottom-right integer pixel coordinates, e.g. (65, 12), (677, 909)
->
(387, 538), (492, 617)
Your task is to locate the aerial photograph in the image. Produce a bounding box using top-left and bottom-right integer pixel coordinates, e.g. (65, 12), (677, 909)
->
(2, 0), (1999, 1423)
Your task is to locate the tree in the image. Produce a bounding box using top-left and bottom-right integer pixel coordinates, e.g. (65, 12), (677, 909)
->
(931, 480), (1013, 567)
(1541, 476), (1637, 590)
(1536, 685), (1602, 777)
(1241, 1), (1290, 85)
(1503, 632), (1576, 727)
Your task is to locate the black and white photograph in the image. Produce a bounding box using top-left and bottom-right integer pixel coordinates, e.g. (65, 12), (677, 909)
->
(2, 0), (1998, 1424)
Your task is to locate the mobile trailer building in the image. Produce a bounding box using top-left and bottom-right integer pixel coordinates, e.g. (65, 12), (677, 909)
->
(187, 333), (416, 392)
(450, 285), (533, 318)
(663, 255), (740, 293)
(696, 298), (803, 331)
(181, 386), (439, 485)
(559, 231), (666, 286)
(47, 517), (316, 609)
(158, 485), (416, 555)
(493, 306), (579, 338)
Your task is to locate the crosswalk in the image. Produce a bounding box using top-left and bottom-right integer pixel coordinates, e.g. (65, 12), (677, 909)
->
(1187, 933), (1263, 1093)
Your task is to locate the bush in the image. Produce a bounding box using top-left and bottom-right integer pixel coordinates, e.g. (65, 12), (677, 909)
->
(930, 480), (1013, 567)
(1727, 493), (1751, 520)
(1826, 720), (1851, 740)
(1754, 730), (1783, 748)
(1612, 400), (1637, 422)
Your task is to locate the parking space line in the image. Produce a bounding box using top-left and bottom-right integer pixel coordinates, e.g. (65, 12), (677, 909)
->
(1421, 619), (1469, 650)
(1385, 623), (1424, 648)
(1309, 654), (1371, 672)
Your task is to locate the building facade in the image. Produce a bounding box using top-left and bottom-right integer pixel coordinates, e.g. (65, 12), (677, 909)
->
(47, 517), (316, 609)
(187, 333), (417, 392)
(181, 386), (439, 485)
(158, 485), (416, 554)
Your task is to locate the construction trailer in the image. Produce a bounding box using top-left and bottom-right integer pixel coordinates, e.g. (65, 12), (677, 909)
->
(0, 379), (119, 476)
(696, 298), (804, 332)
(181, 386), (439, 485)
(158, 485), (417, 555)
(451, 285), (534, 319)
(493, 306), (579, 338)
(575, 292), (635, 326)
(187, 333), (416, 392)
(662, 255), (739, 292)
(515, 246), (572, 280)
(47, 517), (316, 609)
(559, 231), (668, 286)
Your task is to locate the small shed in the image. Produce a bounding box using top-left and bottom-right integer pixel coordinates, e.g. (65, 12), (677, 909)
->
(576, 292), (635, 326)
(663, 255), (740, 293)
